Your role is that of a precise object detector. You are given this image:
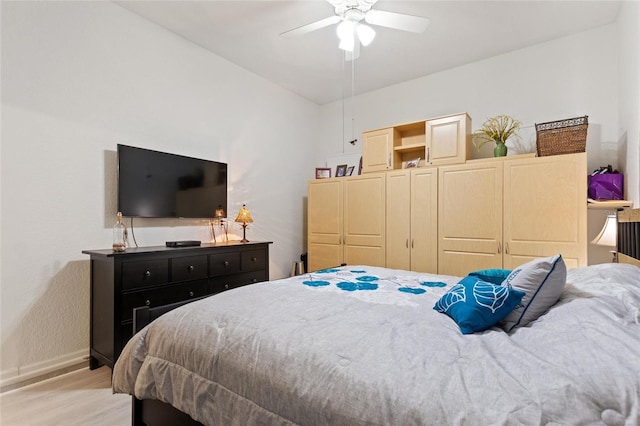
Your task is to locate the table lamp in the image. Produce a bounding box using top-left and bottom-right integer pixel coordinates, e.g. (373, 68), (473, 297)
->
(591, 213), (617, 262)
(212, 205), (227, 243)
(234, 204), (253, 243)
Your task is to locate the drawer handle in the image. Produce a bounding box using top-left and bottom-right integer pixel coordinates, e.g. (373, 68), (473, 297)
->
(144, 270), (151, 278)
(252, 278), (258, 283)
(251, 257), (257, 262)
(224, 284), (229, 289)
(188, 265), (194, 272)
(189, 291), (194, 297)
(145, 299), (151, 306)
(223, 261), (229, 267)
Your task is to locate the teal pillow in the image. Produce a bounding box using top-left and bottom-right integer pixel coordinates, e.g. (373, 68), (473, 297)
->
(433, 276), (525, 334)
(468, 268), (512, 285)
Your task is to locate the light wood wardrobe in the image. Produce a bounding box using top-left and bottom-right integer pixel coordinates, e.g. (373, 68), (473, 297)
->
(308, 153), (586, 276)
(438, 152), (587, 276)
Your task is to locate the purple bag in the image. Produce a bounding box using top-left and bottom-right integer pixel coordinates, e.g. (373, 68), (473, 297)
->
(588, 174), (623, 200)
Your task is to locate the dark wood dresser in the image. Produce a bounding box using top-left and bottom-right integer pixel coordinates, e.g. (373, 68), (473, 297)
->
(83, 241), (272, 369)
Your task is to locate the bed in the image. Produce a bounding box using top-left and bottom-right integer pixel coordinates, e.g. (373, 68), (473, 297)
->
(112, 209), (640, 425)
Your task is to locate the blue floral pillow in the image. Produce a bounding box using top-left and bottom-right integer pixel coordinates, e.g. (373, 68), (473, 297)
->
(468, 268), (512, 285)
(433, 276), (525, 334)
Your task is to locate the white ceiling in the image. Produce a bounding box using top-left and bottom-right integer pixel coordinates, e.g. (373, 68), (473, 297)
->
(115, 0), (621, 105)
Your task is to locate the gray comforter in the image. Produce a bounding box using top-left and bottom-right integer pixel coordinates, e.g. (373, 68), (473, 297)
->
(113, 264), (640, 425)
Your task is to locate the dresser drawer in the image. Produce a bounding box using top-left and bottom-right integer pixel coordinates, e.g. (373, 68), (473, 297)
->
(241, 249), (266, 272)
(210, 271), (265, 293)
(122, 259), (169, 290)
(210, 252), (240, 276)
(121, 279), (209, 321)
(172, 255), (208, 282)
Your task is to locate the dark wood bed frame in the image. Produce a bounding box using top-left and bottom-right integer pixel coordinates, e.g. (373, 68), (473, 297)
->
(128, 207), (640, 426)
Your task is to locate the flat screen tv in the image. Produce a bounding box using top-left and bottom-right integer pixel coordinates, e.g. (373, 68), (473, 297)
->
(117, 144), (227, 219)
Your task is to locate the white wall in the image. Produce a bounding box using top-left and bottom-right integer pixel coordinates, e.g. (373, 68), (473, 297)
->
(617, 0), (640, 205)
(319, 23), (638, 266)
(0, 1), (318, 386)
(320, 24), (621, 171)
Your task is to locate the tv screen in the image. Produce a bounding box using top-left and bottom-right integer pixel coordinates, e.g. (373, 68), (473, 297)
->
(117, 144), (227, 219)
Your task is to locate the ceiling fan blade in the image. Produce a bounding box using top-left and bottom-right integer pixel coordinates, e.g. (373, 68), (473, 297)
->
(280, 15), (341, 38)
(365, 9), (430, 33)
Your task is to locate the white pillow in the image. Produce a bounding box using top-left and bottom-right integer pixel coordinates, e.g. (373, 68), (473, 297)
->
(500, 254), (567, 332)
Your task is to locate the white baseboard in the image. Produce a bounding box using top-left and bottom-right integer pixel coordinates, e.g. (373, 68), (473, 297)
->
(0, 349), (88, 391)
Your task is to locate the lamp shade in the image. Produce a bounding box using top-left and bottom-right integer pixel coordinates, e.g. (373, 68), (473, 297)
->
(591, 214), (617, 247)
(356, 23), (375, 46)
(234, 204), (253, 224)
(214, 206), (225, 219)
(337, 20), (355, 52)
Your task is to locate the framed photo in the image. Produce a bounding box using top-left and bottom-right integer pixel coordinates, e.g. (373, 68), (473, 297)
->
(405, 157), (421, 168)
(336, 164), (348, 177)
(315, 168), (331, 179)
(346, 166), (355, 176)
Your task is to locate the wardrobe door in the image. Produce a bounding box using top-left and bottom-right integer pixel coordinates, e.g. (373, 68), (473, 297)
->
(410, 168), (438, 273)
(438, 161), (503, 277)
(503, 152), (587, 269)
(308, 179), (343, 272)
(386, 170), (411, 270)
(343, 173), (386, 267)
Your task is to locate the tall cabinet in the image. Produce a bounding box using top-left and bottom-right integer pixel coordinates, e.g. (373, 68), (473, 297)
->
(308, 173), (386, 272)
(386, 168), (438, 272)
(438, 153), (587, 276)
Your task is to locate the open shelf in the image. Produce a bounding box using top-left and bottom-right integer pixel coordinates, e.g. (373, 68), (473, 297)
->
(394, 142), (426, 153)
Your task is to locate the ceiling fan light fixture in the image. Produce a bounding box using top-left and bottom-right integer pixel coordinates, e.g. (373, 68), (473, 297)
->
(356, 23), (375, 46)
(337, 20), (355, 41)
(339, 34), (355, 52)
(337, 20), (356, 51)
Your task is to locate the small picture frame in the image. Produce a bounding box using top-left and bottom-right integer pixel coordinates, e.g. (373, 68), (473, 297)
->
(315, 168), (331, 179)
(346, 166), (355, 176)
(336, 164), (348, 177)
(405, 157), (421, 168)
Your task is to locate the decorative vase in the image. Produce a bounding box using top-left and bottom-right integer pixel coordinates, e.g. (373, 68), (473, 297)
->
(494, 141), (508, 157)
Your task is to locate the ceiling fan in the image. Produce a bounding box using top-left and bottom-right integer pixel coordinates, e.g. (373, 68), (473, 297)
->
(281, 0), (430, 55)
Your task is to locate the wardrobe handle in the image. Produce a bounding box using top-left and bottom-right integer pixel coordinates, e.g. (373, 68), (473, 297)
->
(405, 239), (409, 248)
(144, 270), (151, 278)
(188, 265), (194, 272)
(426, 147), (430, 163)
(497, 242), (501, 254)
(505, 242), (510, 254)
(388, 153), (392, 167)
(411, 239), (414, 249)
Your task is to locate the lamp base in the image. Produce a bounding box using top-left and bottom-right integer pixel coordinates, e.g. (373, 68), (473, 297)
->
(240, 223), (249, 243)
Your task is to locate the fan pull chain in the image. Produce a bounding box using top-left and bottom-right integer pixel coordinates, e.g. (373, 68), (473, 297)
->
(351, 53), (355, 145)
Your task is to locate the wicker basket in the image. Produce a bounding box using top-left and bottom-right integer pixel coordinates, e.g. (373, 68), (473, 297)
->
(535, 116), (588, 157)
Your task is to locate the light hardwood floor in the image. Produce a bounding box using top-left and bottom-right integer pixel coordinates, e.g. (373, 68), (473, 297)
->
(0, 366), (130, 425)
